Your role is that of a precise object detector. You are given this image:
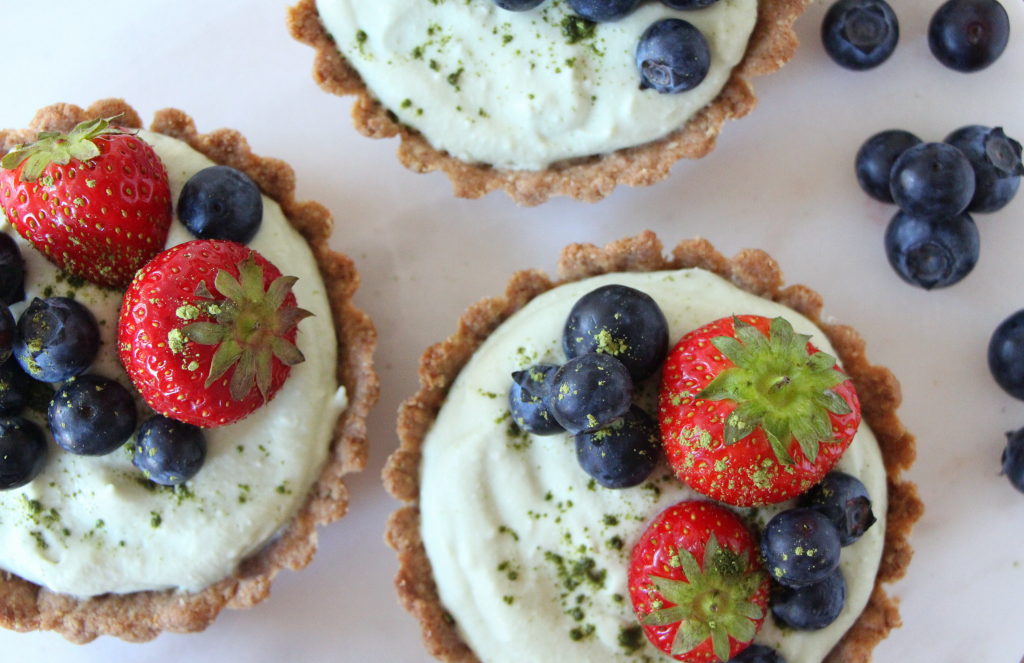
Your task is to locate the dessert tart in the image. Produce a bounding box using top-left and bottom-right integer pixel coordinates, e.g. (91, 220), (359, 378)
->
(385, 231), (921, 662)
(0, 99), (378, 642)
(288, 0), (810, 205)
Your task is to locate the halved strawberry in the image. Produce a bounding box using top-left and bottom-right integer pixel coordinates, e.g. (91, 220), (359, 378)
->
(118, 239), (310, 427)
(659, 315), (861, 506)
(628, 500), (769, 663)
(0, 116), (171, 288)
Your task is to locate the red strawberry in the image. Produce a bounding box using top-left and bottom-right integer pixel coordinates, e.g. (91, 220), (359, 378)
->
(0, 116), (171, 288)
(118, 239), (310, 427)
(659, 315), (861, 507)
(628, 500), (769, 663)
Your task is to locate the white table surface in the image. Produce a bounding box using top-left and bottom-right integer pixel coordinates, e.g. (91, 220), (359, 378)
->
(1, 1), (1022, 661)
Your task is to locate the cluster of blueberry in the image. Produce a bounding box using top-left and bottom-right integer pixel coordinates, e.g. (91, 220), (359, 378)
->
(0, 165), (263, 491)
(508, 284), (668, 488)
(822, 0), (1010, 73)
(493, 0), (721, 94)
(854, 125), (1022, 290)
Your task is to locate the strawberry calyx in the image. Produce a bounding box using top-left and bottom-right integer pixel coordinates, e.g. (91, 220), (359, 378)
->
(0, 116), (127, 182)
(698, 316), (851, 466)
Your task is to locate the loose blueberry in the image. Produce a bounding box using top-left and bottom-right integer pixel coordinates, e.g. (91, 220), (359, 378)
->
(761, 508), (841, 588)
(989, 309), (1024, 400)
(770, 567), (847, 630)
(855, 129), (922, 203)
(728, 644), (787, 663)
(550, 353), (633, 435)
(48, 375), (138, 456)
(14, 297), (100, 382)
(178, 165), (263, 244)
(821, 0), (899, 71)
(890, 142), (976, 218)
(661, 0), (721, 8)
(0, 359), (32, 416)
(493, 0), (545, 9)
(0, 233), (25, 305)
(929, 0), (1010, 73)
(0, 306), (14, 364)
(801, 472), (876, 545)
(945, 125), (1024, 213)
(575, 405), (660, 488)
(1002, 427), (1024, 494)
(509, 364), (564, 435)
(636, 19), (711, 94)
(568, 0), (641, 22)
(884, 210), (979, 290)
(132, 415), (207, 486)
(0, 416), (46, 490)
(563, 284), (668, 382)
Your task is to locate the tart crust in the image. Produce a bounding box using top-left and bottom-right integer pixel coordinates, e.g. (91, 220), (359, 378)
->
(385, 231), (922, 662)
(288, 0), (811, 206)
(0, 99), (379, 643)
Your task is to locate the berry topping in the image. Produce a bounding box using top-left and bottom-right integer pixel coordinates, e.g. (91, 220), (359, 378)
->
(945, 125), (1024, 213)
(0, 117), (172, 288)
(884, 210), (979, 290)
(14, 297), (100, 382)
(0, 416), (46, 490)
(1001, 426), (1024, 494)
(929, 0), (1010, 73)
(132, 415), (207, 486)
(509, 363), (564, 435)
(801, 471), (876, 545)
(563, 284), (668, 382)
(0, 233), (25, 305)
(629, 501), (769, 663)
(550, 353), (633, 434)
(0, 359), (32, 416)
(493, 0), (545, 9)
(854, 129), (922, 203)
(118, 239), (310, 428)
(48, 374), (138, 456)
(637, 19), (711, 94)
(178, 165), (264, 244)
(988, 309), (1024, 400)
(0, 306), (13, 365)
(659, 315), (861, 506)
(568, 0), (641, 22)
(889, 142), (976, 219)
(575, 405), (660, 488)
(821, 0), (899, 71)
(661, 0), (722, 8)
(760, 508), (841, 588)
(727, 644), (787, 663)
(769, 567), (847, 630)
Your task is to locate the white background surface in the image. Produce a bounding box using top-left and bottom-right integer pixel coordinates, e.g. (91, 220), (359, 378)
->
(1, 0), (1022, 661)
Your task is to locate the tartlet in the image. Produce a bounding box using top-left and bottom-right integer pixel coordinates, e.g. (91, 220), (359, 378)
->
(385, 231), (922, 662)
(0, 99), (378, 643)
(288, 0), (810, 206)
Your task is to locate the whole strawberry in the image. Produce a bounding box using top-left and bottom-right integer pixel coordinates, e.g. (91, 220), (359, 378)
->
(0, 117), (171, 288)
(628, 500), (769, 663)
(659, 315), (861, 507)
(118, 239), (310, 427)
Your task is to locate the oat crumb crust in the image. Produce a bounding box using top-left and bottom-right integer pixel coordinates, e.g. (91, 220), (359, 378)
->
(0, 99), (379, 643)
(287, 0), (811, 206)
(385, 230), (923, 663)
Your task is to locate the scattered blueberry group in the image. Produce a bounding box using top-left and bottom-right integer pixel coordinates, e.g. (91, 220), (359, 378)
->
(989, 310), (1024, 495)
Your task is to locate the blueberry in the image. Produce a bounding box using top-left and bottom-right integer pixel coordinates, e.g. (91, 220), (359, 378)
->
(509, 364), (564, 435)
(0, 306), (14, 365)
(661, 0), (721, 8)
(801, 472), (876, 546)
(770, 567), (846, 630)
(575, 405), (660, 488)
(636, 19), (710, 94)
(945, 125), (1024, 213)
(14, 297), (100, 382)
(929, 0), (1010, 73)
(761, 508), (841, 588)
(493, 0), (545, 8)
(0, 233), (25, 305)
(884, 210), (979, 290)
(821, 0), (899, 71)
(890, 142), (976, 218)
(1002, 427), (1024, 494)
(0, 416), (46, 490)
(550, 353), (632, 435)
(0, 359), (32, 416)
(568, 0), (641, 22)
(48, 375), (138, 456)
(728, 644), (787, 663)
(989, 309), (1024, 400)
(563, 284), (668, 382)
(855, 129), (922, 203)
(132, 415), (207, 486)
(178, 165), (263, 244)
